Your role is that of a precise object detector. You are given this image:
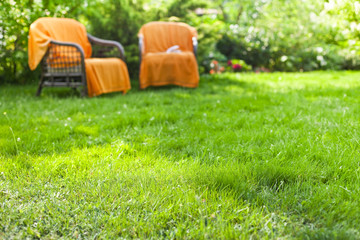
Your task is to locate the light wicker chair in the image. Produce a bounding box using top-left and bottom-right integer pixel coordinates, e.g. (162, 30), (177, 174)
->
(138, 21), (199, 89)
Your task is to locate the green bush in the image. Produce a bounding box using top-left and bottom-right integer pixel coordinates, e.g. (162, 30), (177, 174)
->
(215, 0), (360, 72)
(227, 59), (252, 72)
(84, 0), (147, 79)
(192, 16), (226, 74)
(0, 0), (83, 84)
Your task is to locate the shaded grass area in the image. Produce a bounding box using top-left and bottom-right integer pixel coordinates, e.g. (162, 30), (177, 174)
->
(1, 71), (360, 239)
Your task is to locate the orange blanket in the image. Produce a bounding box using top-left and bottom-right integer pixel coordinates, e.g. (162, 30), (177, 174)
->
(85, 58), (130, 96)
(138, 22), (199, 89)
(28, 17), (92, 70)
(28, 17), (130, 97)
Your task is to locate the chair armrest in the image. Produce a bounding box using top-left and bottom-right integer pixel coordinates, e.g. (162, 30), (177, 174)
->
(44, 40), (86, 74)
(87, 34), (125, 61)
(138, 36), (143, 65)
(192, 37), (198, 57)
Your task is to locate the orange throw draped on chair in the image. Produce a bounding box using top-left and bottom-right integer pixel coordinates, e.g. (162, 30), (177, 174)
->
(138, 22), (199, 89)
(28, 17), (130, 97)
(85, 58), (130, 96)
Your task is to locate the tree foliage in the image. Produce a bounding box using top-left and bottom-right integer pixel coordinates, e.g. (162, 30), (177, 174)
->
(84, 0), (146, 78)
(216, 0), (360, 71)
(0, 0), (359, 84)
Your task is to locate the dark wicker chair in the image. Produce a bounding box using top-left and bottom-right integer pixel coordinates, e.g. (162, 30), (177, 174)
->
(37, 34), (125, 97)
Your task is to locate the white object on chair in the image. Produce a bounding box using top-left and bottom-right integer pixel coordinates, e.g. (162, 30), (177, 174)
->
(166, 45), (181, 53)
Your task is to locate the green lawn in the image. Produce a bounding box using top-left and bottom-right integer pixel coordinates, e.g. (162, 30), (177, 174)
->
(1, 72), (360, 239)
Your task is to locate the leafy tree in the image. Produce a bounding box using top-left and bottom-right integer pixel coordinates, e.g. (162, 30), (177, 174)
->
(323, 0), (360, 69)
(216, 0), (356, 71)
(167, 0), (207, 19)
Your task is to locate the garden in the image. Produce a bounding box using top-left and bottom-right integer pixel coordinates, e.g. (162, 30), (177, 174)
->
(1, 0), (360, 238)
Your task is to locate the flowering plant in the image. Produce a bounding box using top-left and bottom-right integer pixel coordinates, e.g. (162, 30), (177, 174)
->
(254, 66), (270, 73)
(209, 60), (225, 74)
(227, 59), (252, 72)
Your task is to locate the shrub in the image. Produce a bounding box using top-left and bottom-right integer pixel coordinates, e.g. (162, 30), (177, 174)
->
(0, 0), (83, 84)
(215, 0), (360, 72)
(227, 59), (252, 72)
(84, 0), (147, 79)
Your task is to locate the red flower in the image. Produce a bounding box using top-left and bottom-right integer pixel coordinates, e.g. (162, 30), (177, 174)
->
(227, 60), (232, 66)
(209, 69), (215, 74)
(232, 64), (242, 70)
(212, 60), (218, 65)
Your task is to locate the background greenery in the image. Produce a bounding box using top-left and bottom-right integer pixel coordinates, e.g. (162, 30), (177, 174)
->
(1, 0), (360, 83)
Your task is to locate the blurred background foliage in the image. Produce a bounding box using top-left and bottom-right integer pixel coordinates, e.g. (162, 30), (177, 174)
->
(1, 0), (360, 83)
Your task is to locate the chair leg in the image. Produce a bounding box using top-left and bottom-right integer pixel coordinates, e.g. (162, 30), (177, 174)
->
(81, 73), (88, 97)
(36, 77), (44, 96)
(81, 87), (88, 97)
(81, 81), (88, 97)
(71, 87), (79, 96)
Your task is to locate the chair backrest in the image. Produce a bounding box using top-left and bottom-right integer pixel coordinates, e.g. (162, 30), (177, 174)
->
(138, 21), (197, 55)
(28, 17), (92, 70)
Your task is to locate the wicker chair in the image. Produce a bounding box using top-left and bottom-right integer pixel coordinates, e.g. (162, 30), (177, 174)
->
(29, 18), (129, 97)
(37, 35), (125, 96)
